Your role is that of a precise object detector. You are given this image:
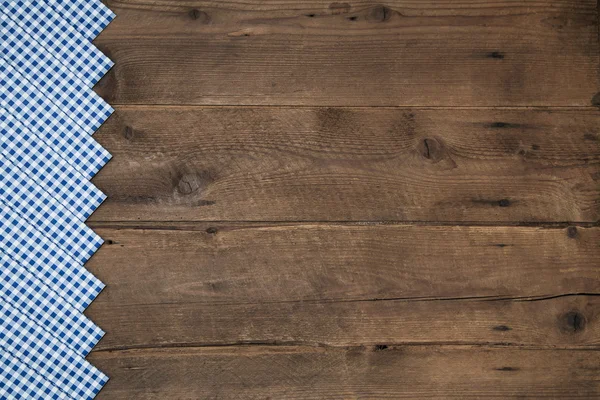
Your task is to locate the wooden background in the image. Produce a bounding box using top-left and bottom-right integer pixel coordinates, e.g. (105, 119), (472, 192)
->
(89, 0), (600, 398)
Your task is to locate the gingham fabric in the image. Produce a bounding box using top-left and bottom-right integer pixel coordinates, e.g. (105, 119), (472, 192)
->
(0, 59), (112, 179)
(0, 250), (104, 355)
(0, 301), (109, 399)
(1, 0), (114, 86)
(0, 109), (106, 221)
(47, 0), (115, 41)
(0, 2), (113, 397)
(0, 157), (103, 263)
(0, 201), (104, 310)
(0, 348), (68, 399)
(0, 12), (114, 134)
(0, 152), (103, 256)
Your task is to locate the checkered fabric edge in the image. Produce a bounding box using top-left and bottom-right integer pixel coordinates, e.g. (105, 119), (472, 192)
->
(0, 249), (105, 356)
(0, 301), (108, 400)
(2, 0), (114, 87)
(0, 60), (112, 180)
(0, 12), (114, 134)
(0, 202), (104, 311)
(0, 108), (107, 221)
(49, 0), (115, 41)
(0, 157), (104, 263)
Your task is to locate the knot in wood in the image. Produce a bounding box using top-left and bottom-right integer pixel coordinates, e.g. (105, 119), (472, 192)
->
(123, 126), (134, 140)
(188, 9), (210, 23)
(418, 138), (443, 162)
(370, 5), (392, 22)
(561, 311), (586, 333)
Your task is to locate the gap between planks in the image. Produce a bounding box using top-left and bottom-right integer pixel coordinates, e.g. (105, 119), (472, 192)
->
(103, 104), (600, 110)
(89, 341), (600, 353)
(87, 221), (600, 229)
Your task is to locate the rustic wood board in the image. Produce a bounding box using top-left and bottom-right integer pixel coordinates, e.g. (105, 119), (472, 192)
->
(90, 107), (600, 223)
(89, 346), (600, 399)
(95, 0), (600, 106)
(90, 0), (600, 397)
(85, 225), (600, 350)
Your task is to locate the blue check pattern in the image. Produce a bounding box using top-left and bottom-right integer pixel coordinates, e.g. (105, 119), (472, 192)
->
(2, 0), (114, 86)
(0, 201), (104, 311)
(0, 12), (114, 134)
(0, 158), (103, 263)
(0, 250), (104, 355)
(0, 301), (109, 399)
(0, 109), (106, 221)
(0, 349), (68, 399)
(48, 0), (115, 41)
(0, 2), (113, 397)
(0, 60), (112, 179)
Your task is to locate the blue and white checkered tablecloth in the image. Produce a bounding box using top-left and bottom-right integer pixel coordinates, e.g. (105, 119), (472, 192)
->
(0, 348), (68, 400)
(0, 250), (104, 355)
(0, 200), (104, 311)
(2, 0), (114, 86)
(0, 12), (114, 134)
(0, 301), (108, 399)
(0, 157), (103, 263)
(0, 109), (107, 221)
(47, 0), (115, 41)
(0, 1), (114, 397)
(0, 60), (112, 179)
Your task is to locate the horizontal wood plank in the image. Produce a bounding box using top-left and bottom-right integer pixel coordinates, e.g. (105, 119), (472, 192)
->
(85, 224), (599, 306)
(94, 0), (599, 106)
(88, 293), (600, 350)
(89, 346), (600, 399)
(90, 107), (600, 222)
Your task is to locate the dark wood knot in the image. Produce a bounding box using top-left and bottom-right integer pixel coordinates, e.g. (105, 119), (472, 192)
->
(123, 126), (134, 140)
(487, 51), (505, 59)
(497, 199), (510, 207)
(188, 9), (210, 23)
(495, 366), (519, 371)
(370, 5), (392, 22)
(177, 174), (201, 195)
(418, 138), (443, 162)
(492, 325), (512, 331)
(560, 311), (586, 333)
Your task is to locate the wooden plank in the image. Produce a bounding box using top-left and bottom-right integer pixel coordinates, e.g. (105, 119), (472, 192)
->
(94, 0), (600, 106)
(89, 346), (600, 399)
(86, 224), (600, 306)
(90, 107), (600, 222)
(88, 293), (600, 350)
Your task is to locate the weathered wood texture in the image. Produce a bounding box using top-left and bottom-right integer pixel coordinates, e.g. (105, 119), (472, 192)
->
(95, 0), (600, 106)
(89, 346), (600, 399)
(89, 293), (600, 351)
(90, 0), (600, 397)
(90, 107), (600, 222)
(85, 224), (600, 350)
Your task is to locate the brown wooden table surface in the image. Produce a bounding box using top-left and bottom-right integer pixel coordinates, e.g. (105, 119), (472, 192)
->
(89, 1), (600, 398)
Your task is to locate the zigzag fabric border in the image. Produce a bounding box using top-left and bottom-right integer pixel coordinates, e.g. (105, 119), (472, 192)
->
(0, 1), (115, 398)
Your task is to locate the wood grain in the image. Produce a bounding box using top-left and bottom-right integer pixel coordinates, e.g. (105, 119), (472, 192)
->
(88, 290), (600, 351)
(94, 0), (600, 106)
(88, 1), (600, 397)
(90, 107), (600, 222)
(90, 346), (600, 399)
(85, 223), (599, 312)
